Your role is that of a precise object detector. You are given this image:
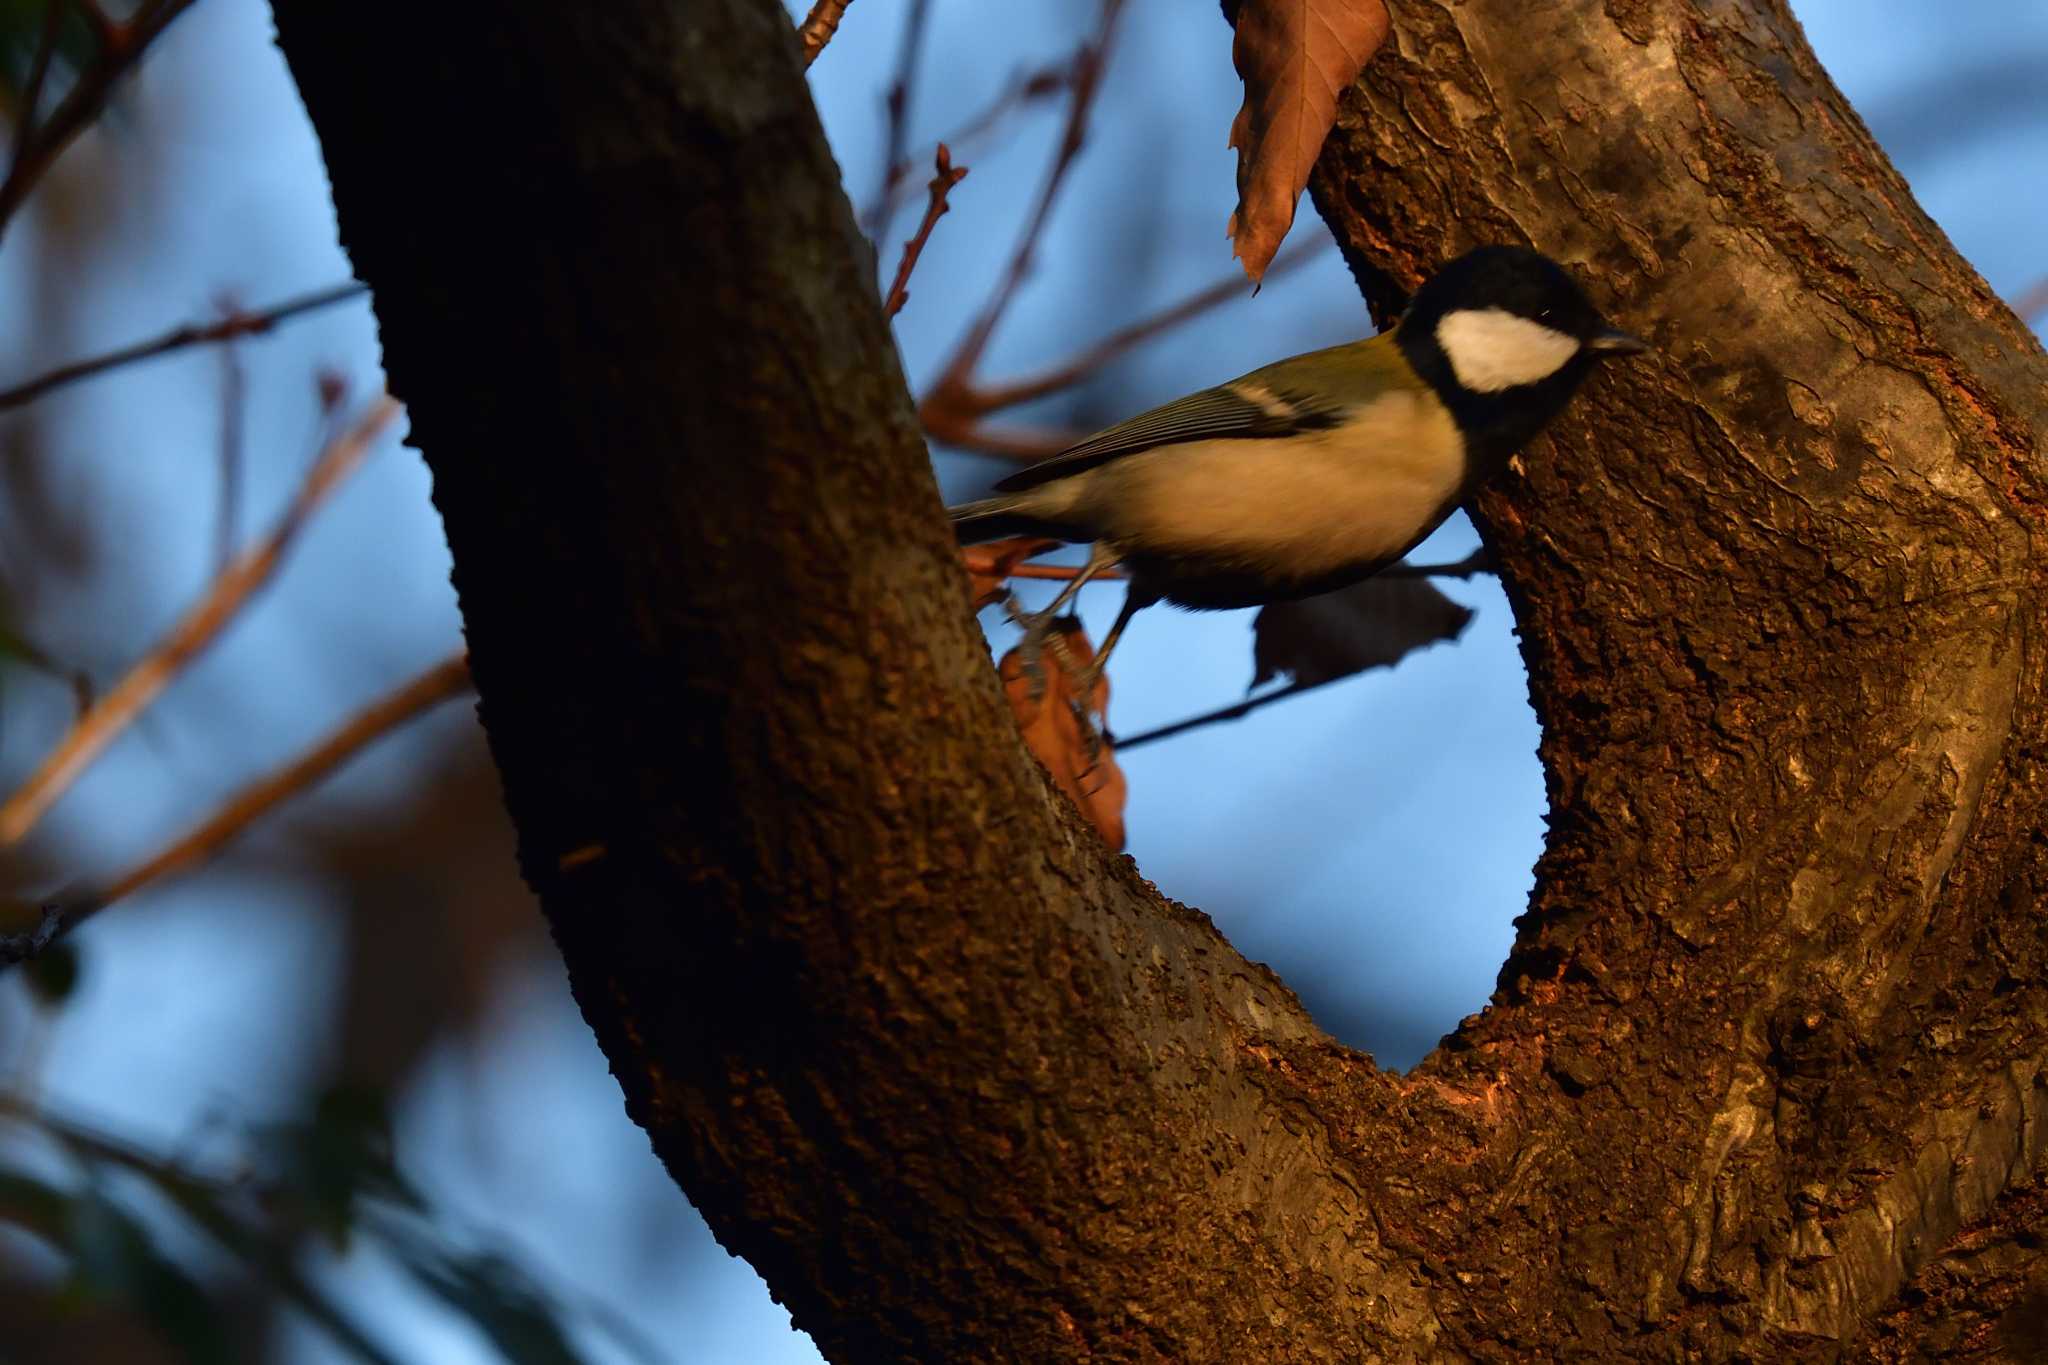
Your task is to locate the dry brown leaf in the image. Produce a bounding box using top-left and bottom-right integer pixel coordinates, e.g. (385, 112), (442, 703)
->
(999, 625), (1127, 850)
(961, 536), (1061, 609)
(1226, 0), (1390, 283)
(1251, 572), (1472, 689)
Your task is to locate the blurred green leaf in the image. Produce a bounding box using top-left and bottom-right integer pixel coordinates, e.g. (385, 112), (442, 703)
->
(0, 1162), (76, 1242)
(0, 0), (95, 116)
(258, 1083), (422, 1251)
(380, 1226), (590, 1365)
(15, 1098), (617, 1365)
(31, 1107), (405, 1365)
(21, 937), (80, 1004)
(62, 1188), (234, 1365)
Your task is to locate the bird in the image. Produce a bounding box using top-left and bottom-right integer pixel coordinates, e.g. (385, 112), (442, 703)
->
(949, 245), (1647, 719)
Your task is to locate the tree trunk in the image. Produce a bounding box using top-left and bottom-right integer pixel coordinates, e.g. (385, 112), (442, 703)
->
(268, 0), (2048, 1358)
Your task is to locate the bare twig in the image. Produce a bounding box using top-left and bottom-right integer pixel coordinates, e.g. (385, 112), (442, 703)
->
(70, 0), (115, 48)
(2, 652), (472, 965)
(864, 0), (933, 234)
(0, 280), (367, 413)
(925, 0), (1127, 401)
(1375, 547), (1496, 579)
(11, 1), (67, 175)
(1111, 680), (1320, 753)
(912, 22), (1318, 453)
(932, 424), (1082, 461)
(215, 321), (248, 571)
(1008, 561), (1124, 583)
(1101, 555), (1494, 753)
(797, 0), (854, 66)
(883, 144), (968, 319)
(874, 62), (1073, 223)
(0, 618), (92, 714)
(0, 396), (400, 848)
(0, 0), (203, 243)
(950, 236), (1327, 421)
(2013, 278), (2048, 324)
(105, 654), (470, 936)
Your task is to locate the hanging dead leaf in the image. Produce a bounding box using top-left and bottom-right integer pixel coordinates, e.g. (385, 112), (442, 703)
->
(1226, 0), (1390, 283)
(1252, 572), (1471, 689)
(961, 536), (1061, 609)
(999, 625), (1127, 849)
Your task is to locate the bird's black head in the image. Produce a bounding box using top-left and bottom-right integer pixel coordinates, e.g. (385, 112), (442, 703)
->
(1395, 246), (1644, 471)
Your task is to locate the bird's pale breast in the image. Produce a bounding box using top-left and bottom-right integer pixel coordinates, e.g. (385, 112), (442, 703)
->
(1074, 387), (1466, 589)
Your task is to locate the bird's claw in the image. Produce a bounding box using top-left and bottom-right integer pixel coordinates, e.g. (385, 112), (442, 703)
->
(1068, 693), (1108, 764)
(999, 590), (1114, 758)
(1003, 592), (1093, 707)
(1000, 591), (1053, 700)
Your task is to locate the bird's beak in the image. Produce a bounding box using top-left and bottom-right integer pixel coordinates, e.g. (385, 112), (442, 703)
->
(1585, 327), (1648, 356)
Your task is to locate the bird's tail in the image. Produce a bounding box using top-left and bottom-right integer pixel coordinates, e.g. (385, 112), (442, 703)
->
(948, 495), (1044, 545)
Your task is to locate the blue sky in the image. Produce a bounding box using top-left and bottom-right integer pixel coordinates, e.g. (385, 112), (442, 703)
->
(0, 1), (2040, 1359)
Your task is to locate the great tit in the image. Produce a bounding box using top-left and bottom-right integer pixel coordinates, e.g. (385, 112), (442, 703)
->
(951, 246), (1646, 702)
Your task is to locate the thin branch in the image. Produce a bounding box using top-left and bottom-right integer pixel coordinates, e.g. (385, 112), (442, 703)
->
(882, 144), (967, 319)
(1104, 554), (1494, 752)
(1008, 561), (1124, 583)
(932, 423), (1082, 461)
(11, 1), (67, 173)
(88, 655), (472, 923)
(953, 236), (1328, 419)
(1, 652), (473, 966)
(864, 0), (933, 235)
(1111, 680), (1322, 753)
(0, 0), (202, 243)
(873, 62), (1073, 224)
(926, 0), (1127, 398)
(0, 396), (400, 848)
(796, 0), (853, 66)
(70, 0), (114, 48)
(0, 617), (92, 714)
(0, 280), (367, 413)
(214, 321), (247, 571)
(1375, 547), (1497, 579)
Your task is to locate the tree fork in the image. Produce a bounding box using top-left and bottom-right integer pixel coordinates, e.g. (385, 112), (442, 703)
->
(270, 0), (2048, 1357)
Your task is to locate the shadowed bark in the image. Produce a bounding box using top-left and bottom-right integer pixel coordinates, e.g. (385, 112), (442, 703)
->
(269, 0), (2048, 1358)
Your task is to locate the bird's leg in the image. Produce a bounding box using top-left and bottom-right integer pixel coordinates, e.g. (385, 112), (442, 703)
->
(1003, 543), (1118, 700)
(1067, 584), (1152, 758)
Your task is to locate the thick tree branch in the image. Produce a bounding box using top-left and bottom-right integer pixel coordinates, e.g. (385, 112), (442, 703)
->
(269, 0), (2048, 1358)
(1308, 0), (2048, 1351)
(270, 5), (1359, 1358)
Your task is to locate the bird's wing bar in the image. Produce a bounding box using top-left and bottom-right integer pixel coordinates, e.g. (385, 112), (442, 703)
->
(992, 381), (1347, 493)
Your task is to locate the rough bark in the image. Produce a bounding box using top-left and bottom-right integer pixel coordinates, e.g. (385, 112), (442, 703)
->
(268, 0), (2048, 1360)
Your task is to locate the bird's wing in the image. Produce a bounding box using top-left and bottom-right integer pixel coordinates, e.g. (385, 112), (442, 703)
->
(992, 337), (1395, 493)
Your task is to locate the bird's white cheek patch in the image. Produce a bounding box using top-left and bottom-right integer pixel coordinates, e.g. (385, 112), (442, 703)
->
(1436, 308), (1580, 392)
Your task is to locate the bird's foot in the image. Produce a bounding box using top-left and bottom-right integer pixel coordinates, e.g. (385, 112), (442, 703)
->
(999, 590), (1115, 759)
(1065, 662), (1114, 763)
(1069, 700), (1107, 764)
(1001, 591), (1074, 703)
